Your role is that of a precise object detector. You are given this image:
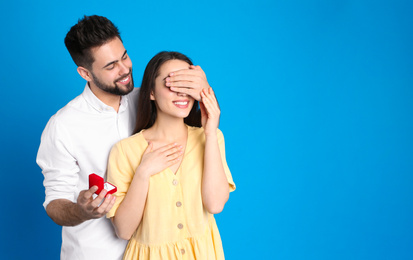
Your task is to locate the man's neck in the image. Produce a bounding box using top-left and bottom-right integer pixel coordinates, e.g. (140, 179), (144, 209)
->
(88, 82), (121, 112)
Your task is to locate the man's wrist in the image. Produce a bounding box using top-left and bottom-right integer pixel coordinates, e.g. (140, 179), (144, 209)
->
(73, 201), (90, 223)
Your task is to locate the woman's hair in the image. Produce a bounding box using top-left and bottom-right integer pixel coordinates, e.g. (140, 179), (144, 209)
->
(134, 51), (201, 134)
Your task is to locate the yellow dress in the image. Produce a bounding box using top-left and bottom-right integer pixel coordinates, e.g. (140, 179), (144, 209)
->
(107, 125), (236, 260)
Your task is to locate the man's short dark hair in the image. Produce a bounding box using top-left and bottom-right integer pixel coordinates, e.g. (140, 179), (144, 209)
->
(64, 15), (122, 69)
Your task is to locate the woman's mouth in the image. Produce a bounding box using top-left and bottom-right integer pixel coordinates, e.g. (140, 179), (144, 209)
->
(173, 101), (189, 108)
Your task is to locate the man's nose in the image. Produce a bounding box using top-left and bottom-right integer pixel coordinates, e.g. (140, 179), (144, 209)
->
(119, 61), (130, 75)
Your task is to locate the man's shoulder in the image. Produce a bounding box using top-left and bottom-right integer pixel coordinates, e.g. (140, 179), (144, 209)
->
(43, 92), (91, 133)
(126, 87), (140, 105)
(52, 94), (86, 121)
(129, 87), (140, 97)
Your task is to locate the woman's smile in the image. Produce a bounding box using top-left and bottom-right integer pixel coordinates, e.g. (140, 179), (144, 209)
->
(173, 100), (190, 108)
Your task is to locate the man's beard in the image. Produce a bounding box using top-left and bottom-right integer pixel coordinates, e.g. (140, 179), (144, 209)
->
(91, 69), (134, 96)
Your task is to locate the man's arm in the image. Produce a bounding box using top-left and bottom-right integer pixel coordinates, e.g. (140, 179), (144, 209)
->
(165, 65), (210, 101)
(38, 116), (115, 226)
(46, 187), (115, 226)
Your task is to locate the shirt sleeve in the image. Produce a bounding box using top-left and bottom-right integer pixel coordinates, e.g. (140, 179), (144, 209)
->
(106, 141), (135, 218)
(217, 129), (236, 192)
(36, 116), (80, 209)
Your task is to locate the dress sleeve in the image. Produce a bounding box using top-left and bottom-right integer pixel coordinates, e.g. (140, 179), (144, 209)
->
(36, 116), (79, 209)
(217, 129), (236, 192)
(106, 141), (135, 218)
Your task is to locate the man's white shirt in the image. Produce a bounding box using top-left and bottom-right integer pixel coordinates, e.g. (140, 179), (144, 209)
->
(37, 84), (139, 260)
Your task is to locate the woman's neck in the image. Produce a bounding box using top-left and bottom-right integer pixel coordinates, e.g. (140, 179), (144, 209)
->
(145, 117), (187, 144)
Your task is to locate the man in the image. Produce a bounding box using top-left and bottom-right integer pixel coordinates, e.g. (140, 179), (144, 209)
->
(37, 15), (211, 260)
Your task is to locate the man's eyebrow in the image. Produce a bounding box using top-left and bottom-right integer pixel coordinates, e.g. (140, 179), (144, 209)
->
(102, 60), (117, 69)
(102, 50), (128, 69)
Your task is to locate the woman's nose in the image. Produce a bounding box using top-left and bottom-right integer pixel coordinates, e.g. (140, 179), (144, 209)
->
(177, 92), (188, 97)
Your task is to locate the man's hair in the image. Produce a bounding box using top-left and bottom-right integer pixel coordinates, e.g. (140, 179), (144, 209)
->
(64, 15), (122, 69)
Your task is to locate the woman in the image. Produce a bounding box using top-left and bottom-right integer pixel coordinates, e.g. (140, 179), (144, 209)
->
(106, 51), (235, 259)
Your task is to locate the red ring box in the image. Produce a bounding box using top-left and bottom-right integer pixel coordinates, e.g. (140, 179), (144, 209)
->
(89, 173), (117, 196)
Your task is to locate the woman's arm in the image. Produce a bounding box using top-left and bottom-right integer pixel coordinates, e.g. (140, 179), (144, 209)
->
(110, 142), (183, 240)
(200, 88), (230, 214)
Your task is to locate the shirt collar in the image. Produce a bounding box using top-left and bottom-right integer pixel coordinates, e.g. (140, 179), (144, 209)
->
(81, 83), (130, 113)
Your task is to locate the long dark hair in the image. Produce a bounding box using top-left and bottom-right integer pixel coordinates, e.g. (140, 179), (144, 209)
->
(134, 51), (201, 134)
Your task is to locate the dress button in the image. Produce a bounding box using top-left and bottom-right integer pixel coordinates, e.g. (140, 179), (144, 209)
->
(172, 179), (178, 186)
(177, 223), (183, 229)
(176, 201), (182, 207)
(181, 249), (185, 254)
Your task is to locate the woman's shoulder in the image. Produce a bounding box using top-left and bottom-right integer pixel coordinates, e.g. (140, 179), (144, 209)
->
(123, 130), (145, 142)
(115, 131), (147, 151)
(188, 125), (223, 133)
(187, 126), (224, 140)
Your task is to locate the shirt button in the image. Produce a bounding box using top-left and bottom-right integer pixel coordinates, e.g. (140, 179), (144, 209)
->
(172, 179), (178, 186)
(176, 201), (182, 207)
(181, 249), (185, 254)
(177, 223), (183, 229)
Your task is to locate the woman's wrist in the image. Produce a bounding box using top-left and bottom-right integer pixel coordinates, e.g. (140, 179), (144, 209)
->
(204, 128), (218, 139)
(134, 167), (151, 182)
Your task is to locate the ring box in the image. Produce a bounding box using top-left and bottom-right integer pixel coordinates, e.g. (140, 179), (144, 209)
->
(89, 173), (117, 197)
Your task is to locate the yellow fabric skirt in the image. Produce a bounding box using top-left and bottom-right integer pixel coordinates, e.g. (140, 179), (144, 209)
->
(123, 218), (225, 260)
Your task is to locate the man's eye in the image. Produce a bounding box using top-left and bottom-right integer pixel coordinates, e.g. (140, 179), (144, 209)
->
(122, 54), (129, 60)
(107, 64), (115, 70)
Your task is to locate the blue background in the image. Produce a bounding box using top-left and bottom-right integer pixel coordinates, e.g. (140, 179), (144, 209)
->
(1, 0), (412, 259)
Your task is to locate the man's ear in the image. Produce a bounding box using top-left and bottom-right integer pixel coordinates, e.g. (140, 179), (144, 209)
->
(77, 66), (93, 81)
